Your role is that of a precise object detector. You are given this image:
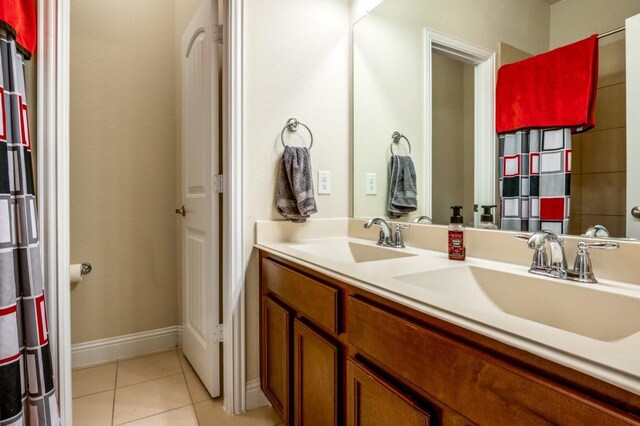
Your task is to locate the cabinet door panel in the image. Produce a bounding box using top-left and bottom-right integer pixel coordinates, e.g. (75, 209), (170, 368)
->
(261, 296), (291, 423)
(348, 296), (633, 426)
(346, 359), (430, 426)
(293, 319), (339, 425)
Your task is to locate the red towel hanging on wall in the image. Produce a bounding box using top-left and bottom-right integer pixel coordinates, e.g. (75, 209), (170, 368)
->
(0, 0), (37, 58)
(496, 35), (598, 134)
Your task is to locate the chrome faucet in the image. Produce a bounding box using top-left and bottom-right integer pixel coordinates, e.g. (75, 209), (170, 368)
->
(412, 215), (432, 224)
(519, 230), (568, 279)
(583, 224), (609, 238)
(516, 230), (619, 283)
(364, 218), (409, 248)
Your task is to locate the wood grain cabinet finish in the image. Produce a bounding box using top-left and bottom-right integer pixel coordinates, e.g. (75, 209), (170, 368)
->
(348, 296), (639, 426)
(293, 319), (340, 426)
(259, 252), (640, 426)
(346, 359), (430, 426)
(262, 257), (340, 334)
(261, 295), (291, 423)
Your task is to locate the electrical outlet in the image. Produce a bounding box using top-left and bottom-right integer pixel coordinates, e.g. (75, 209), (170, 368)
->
(365, 173), (377, 195)
(318, 170), (331, 194)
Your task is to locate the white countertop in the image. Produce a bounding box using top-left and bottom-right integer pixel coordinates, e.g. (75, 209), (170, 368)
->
(256, 235), (640, 396)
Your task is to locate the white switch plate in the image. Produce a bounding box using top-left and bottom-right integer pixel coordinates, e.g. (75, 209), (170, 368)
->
(318, 170), (331, 194)
(365, 173), (377, 195)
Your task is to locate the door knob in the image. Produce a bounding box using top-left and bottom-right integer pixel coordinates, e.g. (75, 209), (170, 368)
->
(632, 206), (640, 219)
(176, 205), (186, 216)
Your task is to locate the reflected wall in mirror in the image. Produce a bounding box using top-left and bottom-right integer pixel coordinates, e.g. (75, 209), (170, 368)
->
(353, 0), (640, 239)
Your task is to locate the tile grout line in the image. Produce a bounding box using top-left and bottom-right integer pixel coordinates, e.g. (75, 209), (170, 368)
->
(112, 359), (119, 426)
(113, 399), (195, 426)
(114, 372), (186, 391)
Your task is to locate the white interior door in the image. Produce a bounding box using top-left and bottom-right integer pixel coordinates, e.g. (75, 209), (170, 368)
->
(627, 13), (640, 239)
(181, 0), (221, 398)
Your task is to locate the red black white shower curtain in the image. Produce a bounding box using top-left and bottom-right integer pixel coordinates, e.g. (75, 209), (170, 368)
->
(499, 128), (572, 234)
(0, 29), (60, 426)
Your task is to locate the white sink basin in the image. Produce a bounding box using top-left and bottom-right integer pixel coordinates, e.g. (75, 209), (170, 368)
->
(289, 241), (416, 264)
(394, 266), (640, 342)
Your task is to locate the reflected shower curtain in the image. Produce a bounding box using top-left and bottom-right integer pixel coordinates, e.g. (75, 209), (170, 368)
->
(499, 128), (572, 234)
(0, 29), (60, 426)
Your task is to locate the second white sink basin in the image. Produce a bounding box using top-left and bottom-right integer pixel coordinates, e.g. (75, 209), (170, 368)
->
(289, 240), (416, 264)
(394, 266), (640, 342)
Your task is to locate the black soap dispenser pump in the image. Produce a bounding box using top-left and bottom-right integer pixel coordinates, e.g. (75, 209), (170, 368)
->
(478, 205), (498, 230)
(448, 206), (465, 261)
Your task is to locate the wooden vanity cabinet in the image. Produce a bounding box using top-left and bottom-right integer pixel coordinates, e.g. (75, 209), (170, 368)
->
(259, 251), (640, 425)
(293, 319), (340, 425)
(261, 295), (291, 423)
(345, 359), (431, 426)
(260, 253), (344, 425)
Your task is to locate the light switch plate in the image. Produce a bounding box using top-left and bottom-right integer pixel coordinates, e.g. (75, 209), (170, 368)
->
(318, 170), (331, 194)
(365, 173), (377, 195)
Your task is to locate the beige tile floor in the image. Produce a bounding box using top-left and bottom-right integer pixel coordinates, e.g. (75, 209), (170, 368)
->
(72, 349), (282, 425)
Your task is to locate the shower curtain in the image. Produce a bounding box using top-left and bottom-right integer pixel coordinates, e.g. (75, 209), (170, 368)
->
(0, 29), (60, 426)
(499, 128), (572, 234)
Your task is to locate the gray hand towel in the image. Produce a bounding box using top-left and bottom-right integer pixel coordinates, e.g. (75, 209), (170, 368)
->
(276, 146), (318, 222)
(388, 155), (418, 218)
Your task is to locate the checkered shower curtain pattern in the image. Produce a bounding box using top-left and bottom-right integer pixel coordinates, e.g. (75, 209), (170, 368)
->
(499, 128), (572, 234)
(0, 30), (60, 426)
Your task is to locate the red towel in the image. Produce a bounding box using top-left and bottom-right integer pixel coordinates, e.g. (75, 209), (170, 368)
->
(496, 35), (598, 134)
(0, 0), (37, 58)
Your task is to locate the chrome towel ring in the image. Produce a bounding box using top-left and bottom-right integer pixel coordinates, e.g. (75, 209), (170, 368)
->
(390, 131), (411, 155)
(281, 118), (314, 150)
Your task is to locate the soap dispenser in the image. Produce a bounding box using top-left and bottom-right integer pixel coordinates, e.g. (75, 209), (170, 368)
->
(478, 205), (498, 230)
(448, 206), (466, 261)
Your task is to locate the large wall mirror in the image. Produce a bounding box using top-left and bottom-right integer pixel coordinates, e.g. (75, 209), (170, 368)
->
(353, 0), (640, 240)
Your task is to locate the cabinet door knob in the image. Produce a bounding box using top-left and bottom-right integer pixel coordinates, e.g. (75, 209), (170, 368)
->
(632, 206), (640, 219)
(176, 205), (186, 216)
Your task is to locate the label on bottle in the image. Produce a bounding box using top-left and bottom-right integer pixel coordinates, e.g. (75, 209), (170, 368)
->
(448, 230), (465, 260)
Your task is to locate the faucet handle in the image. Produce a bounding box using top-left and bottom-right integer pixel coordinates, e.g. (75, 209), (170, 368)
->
(571, 241), (619, 284)
(578, 241), (619, 250)
(515, 233), (533, 242)
(392, 223), (409, 248)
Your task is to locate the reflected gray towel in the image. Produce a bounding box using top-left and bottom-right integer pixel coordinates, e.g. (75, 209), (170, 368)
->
(276, 146), (318, 222)
(388, 155), (417, 218)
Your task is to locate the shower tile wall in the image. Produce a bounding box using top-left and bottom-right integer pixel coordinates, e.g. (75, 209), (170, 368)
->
(570, 39), (627, 237)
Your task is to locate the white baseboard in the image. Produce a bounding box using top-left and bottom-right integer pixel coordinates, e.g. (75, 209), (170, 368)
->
(245, 378), (269, 411)
(72, 326), (180, 368)
(177, 325), (183, 348)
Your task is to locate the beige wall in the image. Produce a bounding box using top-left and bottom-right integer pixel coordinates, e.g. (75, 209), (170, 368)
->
(548, 0), (637, 237)
(550, 0), (640, 48)
(69, 0), (178, 343)
(431, 53), (474, 225)
(352, 0), (551, 219)
(570, 40), (627, 237)
(243, 0), (351, 381)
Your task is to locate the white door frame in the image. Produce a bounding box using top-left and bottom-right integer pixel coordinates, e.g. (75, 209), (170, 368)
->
(626, 13), (640, 239)
(221, 0), (247, 414)
(37, 0), (246, 422)
(37, 0), (72, 423)
(424, 29), (496, 225)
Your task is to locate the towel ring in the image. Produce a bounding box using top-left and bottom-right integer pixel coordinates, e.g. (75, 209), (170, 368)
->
(280, 118), (314, 150)
(390, 131), (411, 155)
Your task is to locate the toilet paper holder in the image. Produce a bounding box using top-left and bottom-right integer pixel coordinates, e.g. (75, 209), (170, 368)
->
(81, 262), (92, 276)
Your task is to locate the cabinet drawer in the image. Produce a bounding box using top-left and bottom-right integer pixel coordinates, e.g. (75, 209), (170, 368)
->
(346, 359), (430, 426)
(347, 296), (634, 426)
(262, 258), (340, 334)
